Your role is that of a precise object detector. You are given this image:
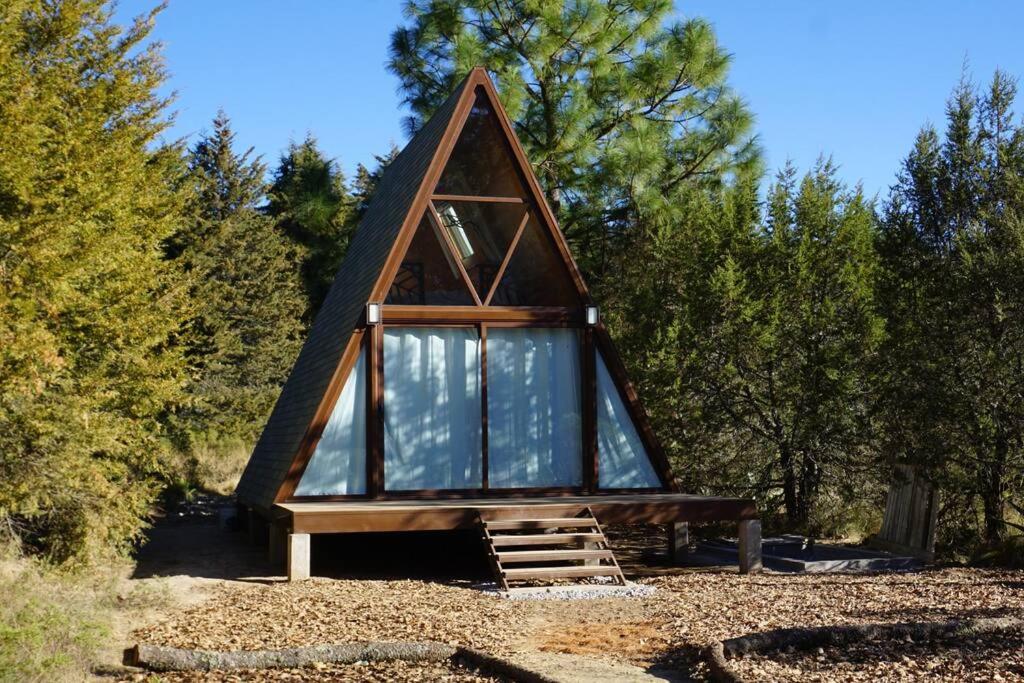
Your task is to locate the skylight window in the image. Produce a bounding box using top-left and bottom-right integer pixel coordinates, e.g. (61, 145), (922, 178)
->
(438, 203), (474, 260)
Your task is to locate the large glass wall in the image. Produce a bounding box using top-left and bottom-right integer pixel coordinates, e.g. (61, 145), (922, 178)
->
(383, 327), (483, 490)
(596, 352), (661, 488)
(487, 328), (582, 488)
(296, 347), (367, 496)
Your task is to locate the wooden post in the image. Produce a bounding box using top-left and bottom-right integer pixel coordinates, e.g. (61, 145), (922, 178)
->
(738, 520), (762, 574)
(668, 522), (690, 564)
(288, 533), (311, 581)
(268, 520), (287, 568)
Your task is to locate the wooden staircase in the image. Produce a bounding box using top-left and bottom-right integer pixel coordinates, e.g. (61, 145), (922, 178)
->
(479, 507), (626, 591)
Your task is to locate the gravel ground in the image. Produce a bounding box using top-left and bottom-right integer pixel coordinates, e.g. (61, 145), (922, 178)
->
(729, 626), (1024, 682)
(133, 567), (1024, 681)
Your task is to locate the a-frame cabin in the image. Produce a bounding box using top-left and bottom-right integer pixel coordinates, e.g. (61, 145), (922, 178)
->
(237, 68), (760, 584)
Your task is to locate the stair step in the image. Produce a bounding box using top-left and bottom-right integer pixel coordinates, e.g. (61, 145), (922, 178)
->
(503, 565), (623, 580)
(496, 549), (613, 563)
(485, 517), (600, 531)
(490, 533), (605, 547)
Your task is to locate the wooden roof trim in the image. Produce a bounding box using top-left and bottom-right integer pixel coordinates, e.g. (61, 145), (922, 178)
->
(368, 72), (481, 304)
(476, 71), (593, 306)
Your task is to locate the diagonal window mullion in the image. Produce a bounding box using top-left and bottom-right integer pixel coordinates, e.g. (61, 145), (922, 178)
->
(484, 208), (531, 306)
(427, 201), (484, 305)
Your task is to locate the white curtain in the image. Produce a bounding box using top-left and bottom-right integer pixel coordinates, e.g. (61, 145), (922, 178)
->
(487, 328), (582, 488)
(597, 351), (661, 488)
(295, 347), (367, 495)
(383, 327), (482, 490)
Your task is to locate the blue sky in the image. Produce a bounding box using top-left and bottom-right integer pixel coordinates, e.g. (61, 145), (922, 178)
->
(117, 1), (1024, 200)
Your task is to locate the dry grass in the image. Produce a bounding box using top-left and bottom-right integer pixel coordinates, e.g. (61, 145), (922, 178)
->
(0, 542), (173, 683)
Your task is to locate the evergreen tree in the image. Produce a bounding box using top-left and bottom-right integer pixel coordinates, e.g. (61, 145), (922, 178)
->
(175, 114), (306, 447)
(0, 0), (187, 561)
(267, 137), (354, 316)
(350, 145), (400, 219)
(879, 71), (1024, 549)
(388, 0), (759, 276)
(606, 161), (883, 530)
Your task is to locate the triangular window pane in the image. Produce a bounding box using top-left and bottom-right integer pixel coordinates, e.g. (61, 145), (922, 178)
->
(596, 351), (662, 489)
(295, 347), (367, 495)
(435, 87), (528, 198)
(386, 213), (475, 305)
(434, 201), (525, 300)
(490, 215), (580, 306)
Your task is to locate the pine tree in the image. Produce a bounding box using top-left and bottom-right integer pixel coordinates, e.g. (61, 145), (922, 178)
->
(388, 0), (759, 275)
(174, 114), (307, 448)
(0, 0), (187, 561)
(267, 137), (354, 317)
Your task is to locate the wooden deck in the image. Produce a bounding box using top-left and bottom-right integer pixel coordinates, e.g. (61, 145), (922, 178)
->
(275, 493), (757, 534)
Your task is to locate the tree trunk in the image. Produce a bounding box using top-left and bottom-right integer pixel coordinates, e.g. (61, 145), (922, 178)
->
(780, 443), (799, 528)
(981, 437), (1008, 545)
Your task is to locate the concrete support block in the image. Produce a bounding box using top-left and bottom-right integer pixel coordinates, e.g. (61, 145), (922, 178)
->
(738, 519), (762, 574)
(288, 533), (311, 581)
(268, 521), (287, 568)
(667, 522), (690, 564)
(583, 540), (599, 567)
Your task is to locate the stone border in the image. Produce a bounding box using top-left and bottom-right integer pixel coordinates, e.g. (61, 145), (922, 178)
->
(125, 641), (559, 682)
(703, 616), (1024, 683)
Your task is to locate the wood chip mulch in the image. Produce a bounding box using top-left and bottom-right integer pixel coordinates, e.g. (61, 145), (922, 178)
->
(729, 626), (1024, 682)
(132, 568), (1024, 681)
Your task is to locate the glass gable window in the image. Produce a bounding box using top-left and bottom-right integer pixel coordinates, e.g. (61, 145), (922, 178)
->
(383, 327), (482, 490)
(487, 328), (582, 488)
(295, 347), (367, 496)
(596, 352), (661, 489)
(386, 214), (476, 305)
(435, 88), (527, 199)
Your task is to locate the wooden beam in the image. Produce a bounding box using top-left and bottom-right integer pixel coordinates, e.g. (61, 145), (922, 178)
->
(582, 328), (597, 493)
(480, 324), (489, 491)
(433, 194), (524, 204)
(381, 305), (581, 325)
(367, 323), (384, 498)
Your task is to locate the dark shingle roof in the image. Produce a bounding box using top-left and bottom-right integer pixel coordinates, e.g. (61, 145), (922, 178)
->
(235, 76), (470, 510)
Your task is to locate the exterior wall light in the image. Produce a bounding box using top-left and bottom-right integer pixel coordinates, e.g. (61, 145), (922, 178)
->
(585, 305), (600, 326)
(366, 302), (382, 325)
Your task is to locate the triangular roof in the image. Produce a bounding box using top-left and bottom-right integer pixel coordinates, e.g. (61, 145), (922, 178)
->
(237, 68), (676, 510)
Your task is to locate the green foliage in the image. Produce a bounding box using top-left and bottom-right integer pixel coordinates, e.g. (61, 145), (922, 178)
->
(172, 114), (307, 447)
(603, 162), (884, 531)
(878, 70), (1024, 550)
(267, 137), (355, 316)
(388, 0), (759, 276)
(0, 0), (187, 562)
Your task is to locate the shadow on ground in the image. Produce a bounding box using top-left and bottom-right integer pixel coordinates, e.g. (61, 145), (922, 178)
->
(132, 499), (722, 585)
